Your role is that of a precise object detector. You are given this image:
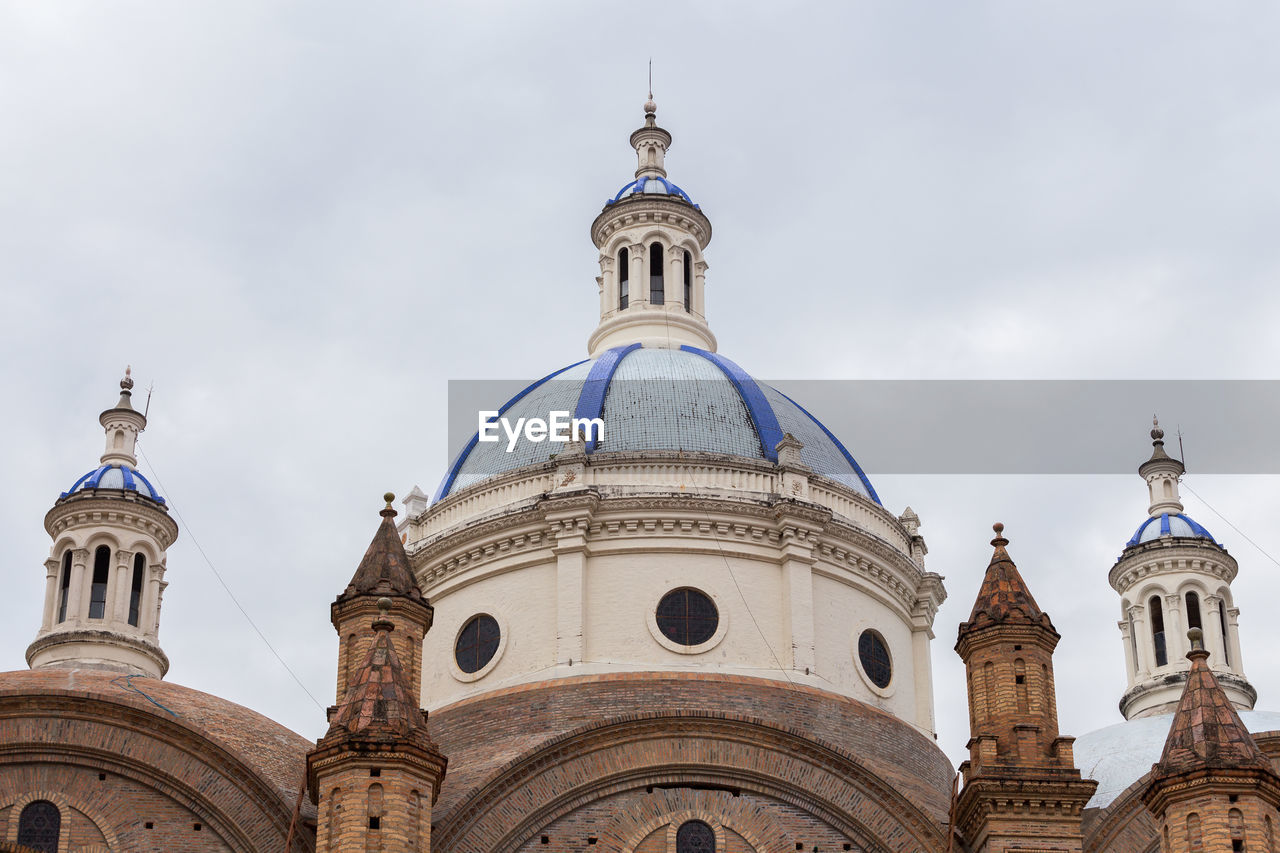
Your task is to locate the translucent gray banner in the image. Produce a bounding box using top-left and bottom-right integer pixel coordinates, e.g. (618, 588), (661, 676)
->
(444, 380), (1280, 475)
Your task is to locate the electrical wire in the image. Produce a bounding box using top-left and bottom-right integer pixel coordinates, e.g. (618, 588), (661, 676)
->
(1183, 481), (1280, 569)
(136, 445), (326, 712)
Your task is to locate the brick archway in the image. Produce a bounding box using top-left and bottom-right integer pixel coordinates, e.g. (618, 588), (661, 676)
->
(433, 713), (948, 852)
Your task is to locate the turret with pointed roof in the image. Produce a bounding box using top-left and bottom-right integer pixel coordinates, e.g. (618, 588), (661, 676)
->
(1141, 629), (1280, 850)
(309, 498), (447, 852)
(954, 524), (1096, 853)
(331, 494), (432, 706)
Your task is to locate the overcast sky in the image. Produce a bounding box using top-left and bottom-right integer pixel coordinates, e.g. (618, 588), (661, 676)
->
(2, 2), (1278, 767)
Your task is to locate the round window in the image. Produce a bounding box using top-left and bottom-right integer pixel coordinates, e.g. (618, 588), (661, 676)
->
(455, 614), (501, 674)
(858, 630), (892, 689)
(676, 819), (715, 853)
(656, 588), (719, 647)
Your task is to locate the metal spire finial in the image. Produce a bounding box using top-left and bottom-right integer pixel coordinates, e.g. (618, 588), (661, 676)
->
(644, 60), (657, 122)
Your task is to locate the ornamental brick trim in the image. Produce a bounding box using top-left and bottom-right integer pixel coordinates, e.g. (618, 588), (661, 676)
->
(615, 804), (772, 853)
(432, 707), (947, 852)
(2, 789), (119, 852)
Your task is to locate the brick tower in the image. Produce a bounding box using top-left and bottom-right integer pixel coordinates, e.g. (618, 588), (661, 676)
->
(954, 524), (1097, 852)
(308, 495), (447, 852)
(1141, 628), (1280, 851)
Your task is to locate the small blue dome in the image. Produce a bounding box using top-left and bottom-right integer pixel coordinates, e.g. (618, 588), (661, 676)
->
(434, 345), (878, 504)
(62, 464), (165, 504)
(1126, 512), (1217, 548)
(607, 176), (699, 208)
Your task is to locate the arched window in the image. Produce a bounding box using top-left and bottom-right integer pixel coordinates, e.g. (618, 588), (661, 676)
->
(676, 820), (715, 853)
(1150, 595), (1168, 667)
(89, 545), (111, 620)
(1185, 591), (1202, 631)
(57, 551), (72, 623)
(1014, 658), (1028, 713)
(1229, 807), (1245, 850)
(1220, 599), (1231, 666)
(16, 800), (61, 852)
(128, 553), (146, 627)
(1185, 813), (1202, 849)
(683, 249), (692, 311)
(366, 783), (384, 831)
(618, 248), (630, 310)
(649, 242), (664, 305)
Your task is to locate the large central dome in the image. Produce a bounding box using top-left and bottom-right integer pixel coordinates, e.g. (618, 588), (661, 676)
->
(434, 345), (879, 503)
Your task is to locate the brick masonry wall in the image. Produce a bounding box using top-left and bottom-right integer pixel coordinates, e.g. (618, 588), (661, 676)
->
(513, 787), (873, 853)
(0, 764), (231, 851)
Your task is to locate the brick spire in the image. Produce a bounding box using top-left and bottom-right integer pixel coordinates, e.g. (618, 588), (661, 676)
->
(1153, 631), (1270, 779)
(960, 523), (1054, 634)
(338, 493), (423, 603)
(954, 524), (1096, 853)
(330, 494), (433, 704)
(1141, 630), (1280, 849)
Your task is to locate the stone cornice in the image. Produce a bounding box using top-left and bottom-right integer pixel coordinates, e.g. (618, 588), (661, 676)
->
(1109, 539), (1237, 593)
(45, 493), (179, 548)
(25, 629), (170, 676)
(411, 490), (933, 616)
(590, 195), (712, 250)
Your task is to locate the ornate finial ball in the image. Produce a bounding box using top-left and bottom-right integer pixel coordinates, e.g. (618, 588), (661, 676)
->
(1151, 414), (1164, 441)
(644, 98), (657, 114)
(992, 522), (1004, 535)
(377, 596), (392, 614)
(1188, 626), (1205, 650)
(383, 492), (395, 506)
(121, 365), (134, 391)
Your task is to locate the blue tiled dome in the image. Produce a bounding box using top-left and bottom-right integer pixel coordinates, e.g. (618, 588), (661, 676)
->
(608, 176), (699, 208)
(1126, 512), (1217, 548)
(62, 464), (165, 504)
(434, 345), (878, 504)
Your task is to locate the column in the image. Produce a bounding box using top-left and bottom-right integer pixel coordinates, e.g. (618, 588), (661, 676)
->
(40, 559), (59, 631)
(545, 497), (596, 668)
(1130, 604), (1154, 676)
(1118, 618), (1137, 681)
(1203, 594), (1228, 669)
(777, 516), (818, 675)
(1226, 606), (1245, 673)
(693, 260), (708, 316)
(665, 246), (681, 307)
(1164, 594), (1185, 662)
(66, 549), (89, 626)
(911, 616), (936, 734)
(630, 244), (646, 306)
(112, 550), (134, 625)
(142, 563), (165, 637)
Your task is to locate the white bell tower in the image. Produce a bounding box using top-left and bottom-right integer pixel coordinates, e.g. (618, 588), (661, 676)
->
(587, 97), (717, 357)
(1109, 418), (1255, 719)
(26, 369), (178, 678)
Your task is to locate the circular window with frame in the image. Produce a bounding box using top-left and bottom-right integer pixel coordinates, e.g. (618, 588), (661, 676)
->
(656, 587), (719, 647)
(454, 614), (501, 677)
(857, 629), (893, 690)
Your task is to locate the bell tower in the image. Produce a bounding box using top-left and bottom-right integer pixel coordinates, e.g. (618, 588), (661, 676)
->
(587, 96), (716, 356)
(27, 369), (177, 678)
(1110, 418), (1255, 719)
(955, 524), (1097, 852)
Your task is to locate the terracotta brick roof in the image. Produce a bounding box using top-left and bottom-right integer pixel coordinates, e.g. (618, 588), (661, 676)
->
(0, 668), (312, 812)
(1154, 647), (1271, 778)
(339, 502), (423, 603)
(328, 627), (424, 740)
(961, 524), (1052, 631)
